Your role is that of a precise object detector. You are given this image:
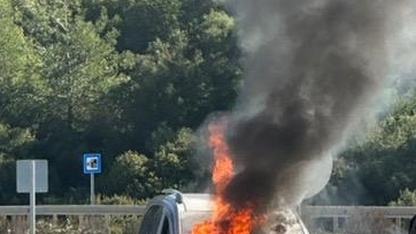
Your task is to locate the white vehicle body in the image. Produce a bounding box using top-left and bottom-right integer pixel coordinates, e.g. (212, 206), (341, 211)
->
(138, 190), (309, 234)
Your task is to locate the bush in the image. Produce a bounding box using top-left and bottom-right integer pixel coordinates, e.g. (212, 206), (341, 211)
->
(104, 151), (161, 199)
(97, 194), (147, 205)
(389, 188), (416, 206)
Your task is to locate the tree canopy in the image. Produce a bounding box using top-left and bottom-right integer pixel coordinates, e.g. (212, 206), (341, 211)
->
(0, 0), (240, 204)
(1, 0), (415, 206)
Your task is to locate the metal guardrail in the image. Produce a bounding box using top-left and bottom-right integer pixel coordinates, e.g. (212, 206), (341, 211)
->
(0, 205), (414, 217)
(0, 205), (414, 233)
(302, 206), (416, 218)
(301, 206), (416, 232)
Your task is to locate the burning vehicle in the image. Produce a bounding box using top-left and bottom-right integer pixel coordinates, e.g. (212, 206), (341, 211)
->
(137, 190), (309, 234)
(138, 122), (311, 234)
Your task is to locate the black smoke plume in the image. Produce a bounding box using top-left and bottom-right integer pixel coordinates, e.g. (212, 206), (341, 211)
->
(219, 0), (416, 211)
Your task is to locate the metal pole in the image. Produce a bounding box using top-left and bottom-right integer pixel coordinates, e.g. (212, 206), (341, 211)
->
(30, 161), (36, 234)
(90, 173), (94, 205)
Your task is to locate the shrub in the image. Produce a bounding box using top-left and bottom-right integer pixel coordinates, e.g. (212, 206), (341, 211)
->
(389, 188), (416, 206)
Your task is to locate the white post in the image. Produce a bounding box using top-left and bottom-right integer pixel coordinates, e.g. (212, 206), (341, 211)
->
(333, 217), (339, 232)
(90, 173), (95, 205)
(30, 161), (36, 234)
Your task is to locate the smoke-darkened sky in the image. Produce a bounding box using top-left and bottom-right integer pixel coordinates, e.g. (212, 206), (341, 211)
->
(218, 0), (416, 211)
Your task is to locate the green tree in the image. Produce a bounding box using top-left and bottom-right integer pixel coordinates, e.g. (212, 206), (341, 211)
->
(121, 11), (239, 149)
(0, 0), (242, 202)
(102, 128), (198, 199)
(9, 0), (132, 197)
(317, 95), (416, 205)
(13, 0), (128, 130)
(103, 151), (161, 199)
(0, 0), (44, 125)
(389, 188), (416, 206)
(0, 123), (36, 204)
(83, 0), (240, 152)
(152, 127), (197, 190)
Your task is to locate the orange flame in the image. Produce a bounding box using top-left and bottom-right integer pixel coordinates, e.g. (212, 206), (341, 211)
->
(192, 122), (265, 234)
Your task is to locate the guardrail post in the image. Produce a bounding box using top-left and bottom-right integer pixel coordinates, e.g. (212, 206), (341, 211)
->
(79, 215), (84, 230)
(395, 217), (402, 229)
(52, 214), (57, 225)
(333, 216), (339, 232)
(105, 214), (110, 234)
(10, 215), (16, 232)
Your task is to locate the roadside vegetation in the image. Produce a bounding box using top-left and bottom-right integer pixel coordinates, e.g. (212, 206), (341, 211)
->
(1, 0), (416, 210)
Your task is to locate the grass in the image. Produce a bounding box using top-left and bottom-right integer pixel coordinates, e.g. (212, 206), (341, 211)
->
(304, 210), (407, 234)
(0, 214), (142, 234)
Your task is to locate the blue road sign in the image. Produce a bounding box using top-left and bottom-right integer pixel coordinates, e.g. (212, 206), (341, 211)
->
(83, 153), (102, 174)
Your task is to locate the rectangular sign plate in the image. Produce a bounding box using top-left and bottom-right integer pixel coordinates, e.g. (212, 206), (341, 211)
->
(16, 160), (48, 193)
(83, 153), (102, 174)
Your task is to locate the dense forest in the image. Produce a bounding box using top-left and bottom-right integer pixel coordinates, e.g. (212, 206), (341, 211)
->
(1, 0), (416, 206)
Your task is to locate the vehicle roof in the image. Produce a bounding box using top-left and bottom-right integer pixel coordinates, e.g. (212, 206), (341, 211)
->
(177, 193), (309, 234)
(179, 193), (213, 212)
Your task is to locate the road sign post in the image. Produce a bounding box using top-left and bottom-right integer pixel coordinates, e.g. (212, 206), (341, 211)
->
(17, 160), (48, 234)
(91, 173), (94, 205)
(30, 161), (35, 234)
(83, 153), (102, 205)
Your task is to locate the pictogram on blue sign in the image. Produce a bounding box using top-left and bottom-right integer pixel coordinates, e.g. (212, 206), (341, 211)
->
(83, 153), (102, 174)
